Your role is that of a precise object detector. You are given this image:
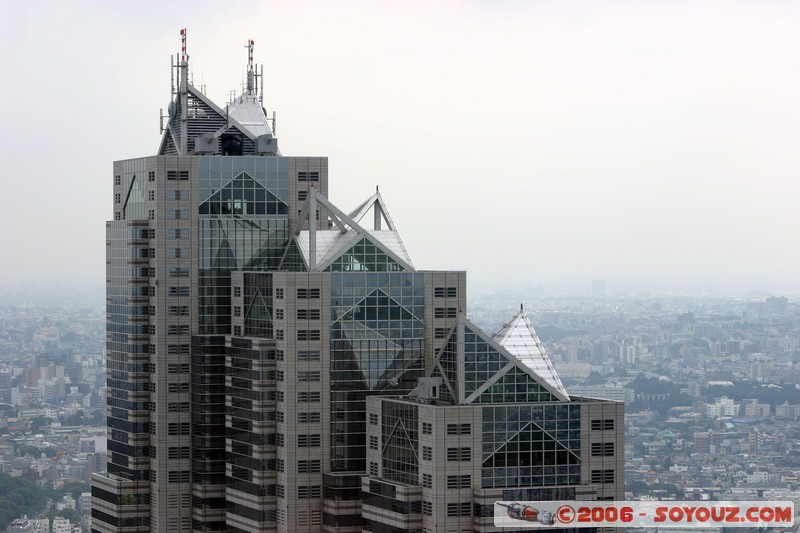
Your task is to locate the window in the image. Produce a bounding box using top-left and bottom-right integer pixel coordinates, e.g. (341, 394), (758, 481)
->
(369, 461), (378, 476)
(297, 371), (321, 383)
(168, 470), (190, 483)
(168, 190), (189, 200)
(167, 402), (190, 413)
(297, 485), (321, 499)
(446, 423), (471, 435)
(114, 175), (121, 185)
(233, 306), (242, 317)
(434, 328), (448, 339)
(233, 286), (241, 298)
(369, 435), (378, 450)
(297, 460), (321, 473)
(297, 350), (320, 361)
(297, 391), (321, 402)
(422, 446), (432, 461)
(435, 307), (458, 318)
(168, 305), (190, 316)
(148, 209), (155, 220)
(275, 308), (284, 320)
(446, 502), (472, 517)
(169, 228), (186, 239)
(167, 423), (190, 435)
(446, 475), (471, 489)
(167, 170), (177, 180)
(422, 422), (432, 434)
(422, 501), (433, 516)
(297, 288), (320, 299)
(167, 447), (190, 459)
(179, 170), (189, 180)
(167, 325), (190, 335)
(148, 171), (155, 181)
(422, 473), (432, 488)
(169, 267), (189, 277)
(275, 288), (284, 299)
(297, 190), (308, 202)
(168, 286), (189, 296)
(167, 383), (190, 393)
(148, 190), (155, 201)
(275, 329), (284, 340)
(233, 325), (242, 336)
(590, 469), (615, 484)
(297, 309), (321, 320)
(114, 193), (121, 203)
(297, 434), (321, 447)
(297, 171), (319, 182)
(446, 447), (471, 461)
(298, 412), (321, 423)
(591, 419), (615, 431)
(297, 330), (321, 341)
(591, 442), (615, 457)
(167, 363), (190, 373)
(369, 413), (379, 425)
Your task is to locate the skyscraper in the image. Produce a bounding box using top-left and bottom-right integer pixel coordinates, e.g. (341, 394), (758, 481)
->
(92, 34), (622, 533)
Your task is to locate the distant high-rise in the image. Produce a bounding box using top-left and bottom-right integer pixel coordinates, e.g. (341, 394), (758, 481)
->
(92, 33), (623, 533)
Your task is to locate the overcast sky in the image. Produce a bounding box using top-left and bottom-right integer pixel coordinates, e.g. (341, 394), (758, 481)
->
(1, 1), (798, 296)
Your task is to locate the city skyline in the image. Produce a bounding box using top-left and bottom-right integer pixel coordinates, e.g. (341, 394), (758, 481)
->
(2, 1), (799, 295)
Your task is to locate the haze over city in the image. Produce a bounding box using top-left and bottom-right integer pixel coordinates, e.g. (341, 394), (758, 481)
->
(1, 0), (798, 295)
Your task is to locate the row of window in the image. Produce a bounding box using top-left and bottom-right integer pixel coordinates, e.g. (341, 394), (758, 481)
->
(590, 442), (615, 456)
(434, 287), (458, 298)
(434, 307), (458, 318)
(297, 171), (320, 182)
(591, 419), (615, 431)
(275, 329), (322, 341)
(590, 469), (615, 484)
(420, 446), (472, 461)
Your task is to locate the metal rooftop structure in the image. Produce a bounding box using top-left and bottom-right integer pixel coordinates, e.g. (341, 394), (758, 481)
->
(158, 30), (278, 157)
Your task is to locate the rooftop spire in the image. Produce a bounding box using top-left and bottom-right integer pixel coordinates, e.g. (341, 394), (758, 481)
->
(246, 39), (255, 94)
(180, 28), (188, 63)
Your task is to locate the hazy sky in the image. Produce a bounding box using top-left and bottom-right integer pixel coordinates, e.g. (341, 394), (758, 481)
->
(1, 1), (798, 296)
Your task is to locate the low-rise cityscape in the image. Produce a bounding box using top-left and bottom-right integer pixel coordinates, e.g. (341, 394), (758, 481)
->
(0, 287), (797, 530)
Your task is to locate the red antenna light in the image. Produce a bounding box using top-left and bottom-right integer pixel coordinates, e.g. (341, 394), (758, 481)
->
(180, 28), (187, 62)
(246, 38), (254, 71)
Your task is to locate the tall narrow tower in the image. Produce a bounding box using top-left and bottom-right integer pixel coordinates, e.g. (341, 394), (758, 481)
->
(92, 32), (328, 533)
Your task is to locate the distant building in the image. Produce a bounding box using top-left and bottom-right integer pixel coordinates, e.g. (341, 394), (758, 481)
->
(706, 397), (739, 418)
(743, 399), (771, 417)
(776, 401), (800, 420)
(568, 385), (634, 403)
(693, 432), (710, 454)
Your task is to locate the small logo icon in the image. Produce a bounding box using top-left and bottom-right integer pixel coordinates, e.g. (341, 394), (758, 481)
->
(557, 504), (576, 524)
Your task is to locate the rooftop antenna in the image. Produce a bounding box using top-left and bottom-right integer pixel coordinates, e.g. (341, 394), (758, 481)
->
(179, 28), (189, 155)
(259, 64), (264, 106)
(245, 39), (256, 96)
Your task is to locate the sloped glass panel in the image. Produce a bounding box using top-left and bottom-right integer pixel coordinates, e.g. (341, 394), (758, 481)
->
(436, 333), (459, 402)
(464, 325), (512, 396)
(280, 240), (307, 272)
(200, 172), (288, 215)
(325, 237), (404, 272)
(244, 287), (273, 338)
(474, 366), (559, 404)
